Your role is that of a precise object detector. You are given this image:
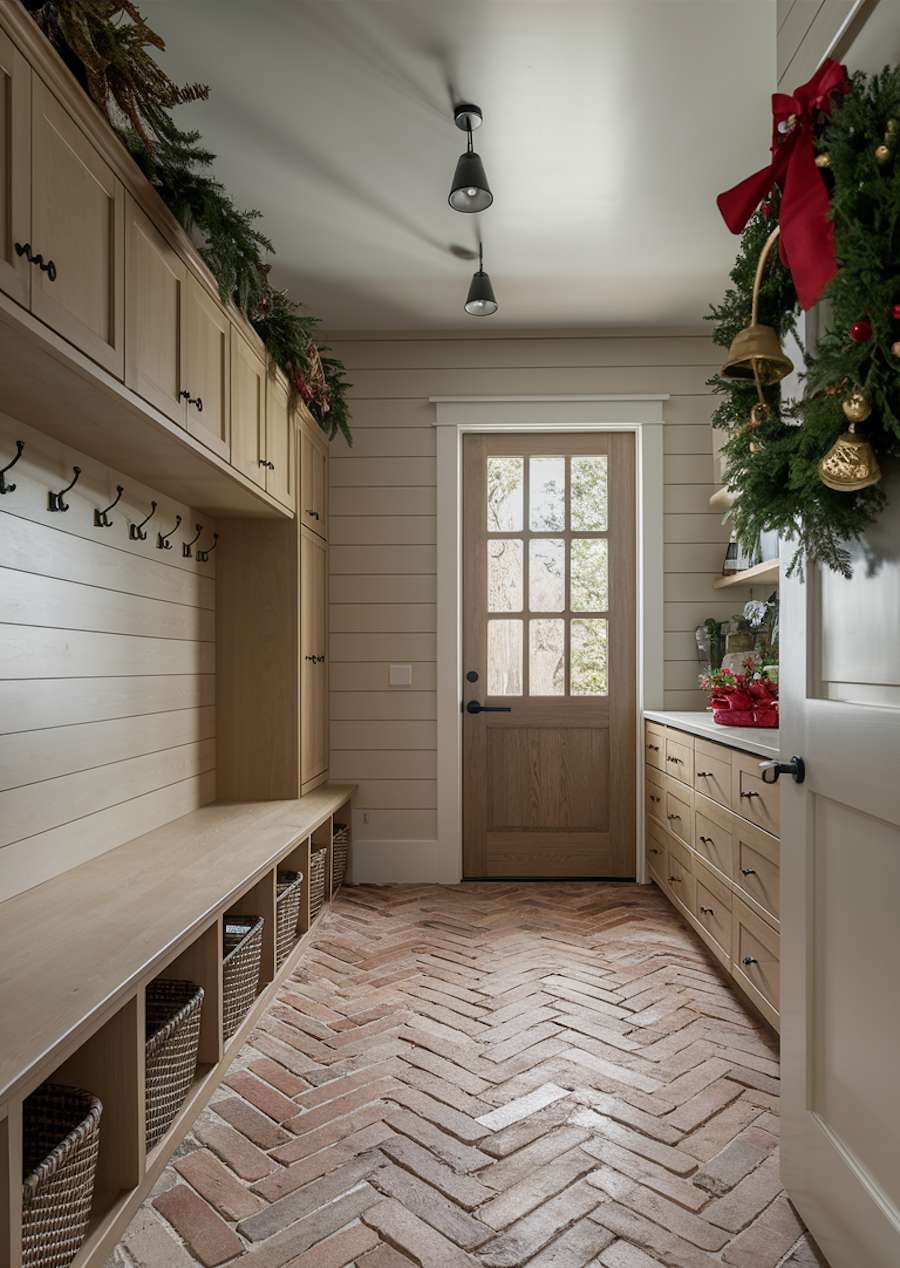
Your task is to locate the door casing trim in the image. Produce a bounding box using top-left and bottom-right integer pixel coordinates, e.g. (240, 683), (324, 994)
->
(431, 395), (667, 884)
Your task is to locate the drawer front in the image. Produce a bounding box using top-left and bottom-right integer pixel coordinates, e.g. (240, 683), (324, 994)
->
(664, 780), (693, 848)
(735, 820), (780, 922)
(645, 723), (666, 771)
(694, 798), (735, 880)
(696, 861), (733, 959)
(645, 764), (665, 826)
(646, 822), (667, 876)
(693, 738), (733, 809)
(665, 839), (695, 915)
(732, 752), (781, 836)
(665, 734), (694, 787)
(733, 898), (780, 1012)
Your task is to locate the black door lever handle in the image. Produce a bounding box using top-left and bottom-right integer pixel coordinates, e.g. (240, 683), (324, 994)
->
(466, 700), (512, 714)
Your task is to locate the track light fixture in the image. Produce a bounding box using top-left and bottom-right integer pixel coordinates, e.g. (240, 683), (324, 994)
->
(449, 103), (493, 213)
(465, 242), (498, 316)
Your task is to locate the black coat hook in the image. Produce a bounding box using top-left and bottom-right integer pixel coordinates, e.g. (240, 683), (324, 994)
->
(48, 466), (81, 512)
(0, 440), (25, 494)
(94, 485), (124, 528)
(196, 532), (219, 563)
(130, 500), (157, 541)
(157, 514), (182, 550)
(183, 524), (203, 558)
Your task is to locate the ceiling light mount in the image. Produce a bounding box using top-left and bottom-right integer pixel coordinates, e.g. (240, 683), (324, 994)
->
(453, 103), (483, 132)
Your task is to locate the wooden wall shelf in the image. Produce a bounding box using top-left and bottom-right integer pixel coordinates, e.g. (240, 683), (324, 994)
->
(712, 558), (779, 590)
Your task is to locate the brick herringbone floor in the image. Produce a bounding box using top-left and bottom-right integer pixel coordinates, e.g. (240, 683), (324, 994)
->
(109, 883), (830, 1268)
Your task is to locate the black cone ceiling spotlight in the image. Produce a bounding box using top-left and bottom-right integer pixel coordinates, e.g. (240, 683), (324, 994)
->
(449, 103), (493, 213)
(465, 242), (498, 316)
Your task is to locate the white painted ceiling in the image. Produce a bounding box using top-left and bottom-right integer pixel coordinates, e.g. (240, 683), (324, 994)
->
(141, 1), (778, 331)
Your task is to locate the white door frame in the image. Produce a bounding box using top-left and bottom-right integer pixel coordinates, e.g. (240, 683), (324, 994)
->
(431, 395), (667, 884)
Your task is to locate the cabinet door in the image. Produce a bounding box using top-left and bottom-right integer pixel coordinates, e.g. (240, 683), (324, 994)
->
(124, 197), (186, 424)
(300, 530), (328, 788)
(299, 423), (328, 539)
(0, 29), (30, 305)
(183, 272), (230, 459)
(266, 372), (295, 511)
(30, 76), (124, 377)
(229, 328), (266, 486)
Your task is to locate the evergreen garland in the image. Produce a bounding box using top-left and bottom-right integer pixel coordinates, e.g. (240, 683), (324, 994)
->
(22, 0), (352, 444)
(707, 68), (900, 577)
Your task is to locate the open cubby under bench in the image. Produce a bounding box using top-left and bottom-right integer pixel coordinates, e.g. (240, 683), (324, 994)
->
(0, 784), (355, 1268)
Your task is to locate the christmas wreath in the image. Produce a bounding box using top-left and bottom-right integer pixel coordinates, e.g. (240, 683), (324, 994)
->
(22, 0), (352, 444)
(708, 61), (900, 576)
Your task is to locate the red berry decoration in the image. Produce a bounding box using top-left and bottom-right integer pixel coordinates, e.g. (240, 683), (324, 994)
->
(849, 320), (873, 342)
(891, 304), (900, 319)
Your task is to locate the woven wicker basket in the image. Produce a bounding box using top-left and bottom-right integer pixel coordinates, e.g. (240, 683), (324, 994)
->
(145, 979), (204, 1151)
(275, 871), (304, 966)
(332, 824), (349, 892)
(222, 916), (264, 1041)
(309, 848), (327, 922)
(22, 1083), (102, 1268)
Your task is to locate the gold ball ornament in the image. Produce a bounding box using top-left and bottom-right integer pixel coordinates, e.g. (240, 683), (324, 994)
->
(876, 145), (890, 164)
(749, 403), (769, 426)
(842, 388), (873, 424)
(815, 152), (831, 168)
(893, 341), (900, 357)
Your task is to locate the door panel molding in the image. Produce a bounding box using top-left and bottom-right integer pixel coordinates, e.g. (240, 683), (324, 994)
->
(431, 395), (666, 884)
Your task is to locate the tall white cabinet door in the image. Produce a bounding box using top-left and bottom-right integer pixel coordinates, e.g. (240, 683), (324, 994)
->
(780, 475), (900, 1268)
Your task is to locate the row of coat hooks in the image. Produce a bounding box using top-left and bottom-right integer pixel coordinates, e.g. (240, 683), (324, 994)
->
(1, 440), (219, 561)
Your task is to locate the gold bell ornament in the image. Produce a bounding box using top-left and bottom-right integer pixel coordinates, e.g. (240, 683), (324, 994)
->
(721, 226), (795, 394)
(818, 390), (881, 490)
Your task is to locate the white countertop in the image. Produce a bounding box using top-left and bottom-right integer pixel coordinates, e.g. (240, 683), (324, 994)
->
(643, 710), (781, 759)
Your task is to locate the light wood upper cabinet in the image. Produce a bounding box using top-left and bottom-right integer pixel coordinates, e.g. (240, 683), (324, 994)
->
(0, 28), (30, 306)
(230, 327), (266, 484)
(30, 76), (124, 377)
(266, 371), (295, 511)
(300, 529), (328, 790)
(183, 271), (230, 460)
(124, 196), (185, 422)
(300, 421), (328, 539)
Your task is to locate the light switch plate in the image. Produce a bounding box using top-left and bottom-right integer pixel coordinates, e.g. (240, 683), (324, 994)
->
(389, 664), (412, 685)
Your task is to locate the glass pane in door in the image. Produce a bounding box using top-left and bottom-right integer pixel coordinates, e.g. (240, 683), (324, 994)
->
(488, 620), (523, 695)
(529, 539), (565, 612)
(571, 539), (609, 612)
(530, 618), (565, 695)
(487, 457), (523, 531)
(488, 540), (523, 612)
(571, 618), (608, 695)
(571, 457), (608, 530)
(530, 457), (565, 530)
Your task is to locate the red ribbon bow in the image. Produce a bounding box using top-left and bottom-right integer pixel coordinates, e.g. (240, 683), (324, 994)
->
(717, 59), (849, 310)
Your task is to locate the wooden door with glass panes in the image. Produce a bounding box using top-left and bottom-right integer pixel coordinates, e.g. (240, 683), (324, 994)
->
(462, 433), (636, 878)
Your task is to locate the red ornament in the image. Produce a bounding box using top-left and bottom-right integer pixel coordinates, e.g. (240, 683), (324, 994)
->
(761, 203), (770, 219)
(891, 304), (900, 319)
(849, 320), (872, 342)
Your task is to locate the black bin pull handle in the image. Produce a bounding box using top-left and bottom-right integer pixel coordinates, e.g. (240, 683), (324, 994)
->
(466, 700), (511, 714)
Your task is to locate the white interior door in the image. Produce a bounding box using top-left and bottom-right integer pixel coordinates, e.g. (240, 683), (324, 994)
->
(780, 460), (900, 1268)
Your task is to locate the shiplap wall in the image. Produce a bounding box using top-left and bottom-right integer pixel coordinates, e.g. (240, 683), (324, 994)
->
(0, 411), (216, 902)
(326, 326), (742, 876)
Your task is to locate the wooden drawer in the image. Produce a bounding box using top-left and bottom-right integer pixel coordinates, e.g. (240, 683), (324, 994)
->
(733, 897), (780, 1022)
(732, 750), (780, 836)
(644, 722), (666, 771)
(665, 732), (694, 787)
(694, 795), (735, 880)
(646, 821), (667, 875)
(664, 834), (695, 914)
(645, 764), (665, 827)
(664, 779), (693, 848)
(696, 859), (733, 960)
(693, 738), (732, 809)
(734, 819), (780, 924)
